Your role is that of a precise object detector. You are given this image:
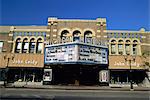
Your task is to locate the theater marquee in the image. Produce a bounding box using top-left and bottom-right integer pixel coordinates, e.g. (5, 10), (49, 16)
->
(45, 42), (108, 65)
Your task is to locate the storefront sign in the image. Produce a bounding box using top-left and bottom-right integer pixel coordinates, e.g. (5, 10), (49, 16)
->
(109, 56), (144, 69)
(114, 61), (140, 67)
(12, 59), (38, 65)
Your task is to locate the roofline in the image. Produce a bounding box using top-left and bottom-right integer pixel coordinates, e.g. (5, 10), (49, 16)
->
(48, 17), (106, 22)
(104, 30), (150, 34)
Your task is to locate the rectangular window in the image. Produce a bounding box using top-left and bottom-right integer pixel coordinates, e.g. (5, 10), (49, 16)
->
(37, 43), (43, 53)
(17, 43), (21, 49)
(22, 42), (29, 53)
(118, 44), (123, 55)
(30, 42), (36, 53)
(133, 44), (137, 55)
(111, 44), (116, 54)
(15, 42), (21, 53)
(125, 45), (130, 51)
(111, 45), (115, 51)
(125, 44), (130, 55)
(0, 42), (3, 53)
(24, 43), (28, 49)
(118, 44), (123, 49)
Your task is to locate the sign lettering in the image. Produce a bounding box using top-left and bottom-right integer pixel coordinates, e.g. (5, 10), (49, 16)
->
(114, 61), (140, 67)
(12, 59), (38, 65)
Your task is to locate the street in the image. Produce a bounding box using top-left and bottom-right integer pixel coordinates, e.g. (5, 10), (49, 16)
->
(0, 88), (150, 100)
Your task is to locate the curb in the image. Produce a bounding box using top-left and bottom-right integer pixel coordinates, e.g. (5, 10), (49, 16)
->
(4, 85), (150, 91)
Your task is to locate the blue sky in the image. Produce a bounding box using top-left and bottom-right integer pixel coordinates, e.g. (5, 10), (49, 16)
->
(0, 0), (150, 31)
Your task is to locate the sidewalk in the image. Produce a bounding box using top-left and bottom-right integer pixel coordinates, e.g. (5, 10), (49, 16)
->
(4, 82), (150, 91)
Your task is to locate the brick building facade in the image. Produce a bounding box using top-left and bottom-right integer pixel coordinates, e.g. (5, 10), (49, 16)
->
(0, 17), (149, 86)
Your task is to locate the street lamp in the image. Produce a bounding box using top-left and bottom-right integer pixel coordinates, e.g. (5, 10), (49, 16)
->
(3, 54), (14, 87)
(124, 55), (136, 91)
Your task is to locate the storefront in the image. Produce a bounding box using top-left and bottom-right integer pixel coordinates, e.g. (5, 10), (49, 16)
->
(0, 53), (8, 82)
(109, 56), (147, 85)
(6, 53), (44, 83)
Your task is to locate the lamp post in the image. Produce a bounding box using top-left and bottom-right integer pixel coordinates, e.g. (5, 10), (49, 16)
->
(3, 54), (14, 87)
(124, 55), (136, 91)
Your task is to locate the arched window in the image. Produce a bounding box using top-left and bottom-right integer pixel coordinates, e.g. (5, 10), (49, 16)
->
(84, 31), (92, 43)
(133, 40), (138, 43)
(22, 38), (29, 53)
(36, 38), (43, 53)
(125, 40), (131, 55)
(60, 30), (69, 42)
(111, 39), (116, 43)
(118, 40), (123, 55)
(15, 38), (21, 53)
(118, 40), (123, 43)
(73, 30), (81, 42)
(133, 40), (138, 55)
(111, 39), (117, 54)
(126, 40), (130, 43)
(29, 38), (36, 53)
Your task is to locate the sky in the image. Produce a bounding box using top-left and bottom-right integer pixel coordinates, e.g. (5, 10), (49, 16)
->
(0, 0), (150, 31)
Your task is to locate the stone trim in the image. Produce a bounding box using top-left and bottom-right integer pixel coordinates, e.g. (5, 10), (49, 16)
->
(14, 29), (50, 32)
(104, 30), (150, 34)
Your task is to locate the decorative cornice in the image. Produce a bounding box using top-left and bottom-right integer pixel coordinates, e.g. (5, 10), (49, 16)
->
(104, 30), (150, 34)
(14, 29), (50, 32)
(48, 17), (106, 22)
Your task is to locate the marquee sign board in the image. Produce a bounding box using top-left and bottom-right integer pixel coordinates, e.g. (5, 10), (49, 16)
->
(45, 42), (108, 65)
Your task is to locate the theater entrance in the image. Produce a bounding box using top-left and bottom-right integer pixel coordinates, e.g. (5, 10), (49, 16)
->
(45, 65), (106, 86)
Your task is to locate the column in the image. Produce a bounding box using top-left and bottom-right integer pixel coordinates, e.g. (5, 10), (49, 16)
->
(116, 43), (118, 55)
(130, 44), (133, 55)
(138, 44), (142, 55)
(109, 44), (111, 55)
(34, 42), (37, 53)
(20, 41), (23, 53)
(41, 43), (44, 54)
(123, 43), (126, 55)
(26, 42), (30, 53)
(12, 41), (16, 53)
